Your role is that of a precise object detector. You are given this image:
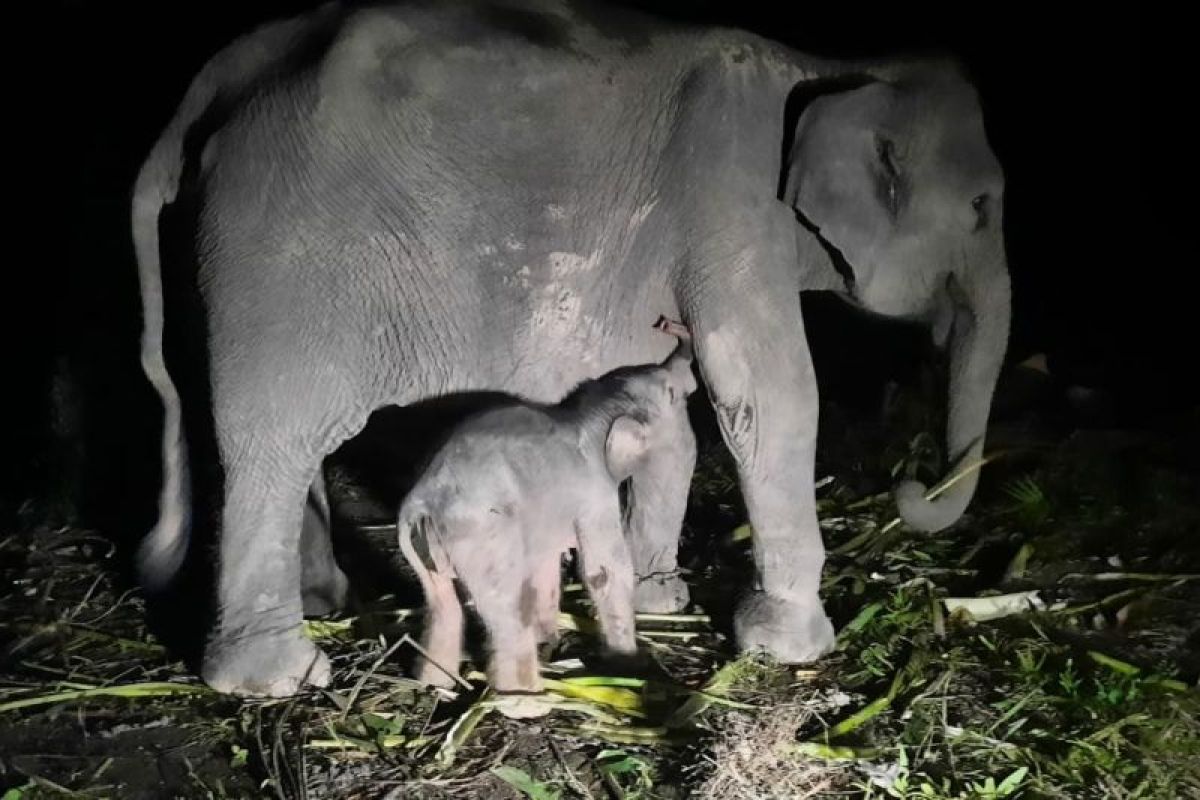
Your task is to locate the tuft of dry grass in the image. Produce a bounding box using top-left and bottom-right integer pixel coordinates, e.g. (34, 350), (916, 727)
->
(694, 700), (849, 799)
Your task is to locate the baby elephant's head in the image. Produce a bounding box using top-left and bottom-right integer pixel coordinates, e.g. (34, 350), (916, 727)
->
(603, 319), (698, 481)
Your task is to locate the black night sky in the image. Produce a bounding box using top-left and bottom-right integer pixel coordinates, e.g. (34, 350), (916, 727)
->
(19, 2), (1161, 524)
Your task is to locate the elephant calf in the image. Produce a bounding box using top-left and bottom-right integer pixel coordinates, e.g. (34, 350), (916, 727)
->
(398, 319), (696, 698)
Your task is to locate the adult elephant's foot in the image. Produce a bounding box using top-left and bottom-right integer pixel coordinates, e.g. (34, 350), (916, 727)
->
(202, 628), (331, 697)
(633, 572), (690, 613)
(734, 590), (835, 664)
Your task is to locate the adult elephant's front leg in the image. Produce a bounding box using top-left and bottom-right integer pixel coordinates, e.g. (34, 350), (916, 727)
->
(624, 409), (697, 612)
(202, 418), (332, 697)
(688, 269), (835, 663)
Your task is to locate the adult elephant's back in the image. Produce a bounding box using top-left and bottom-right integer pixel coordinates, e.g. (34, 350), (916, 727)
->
(134, 2), (691, 587)
(131, 1), (725, 696)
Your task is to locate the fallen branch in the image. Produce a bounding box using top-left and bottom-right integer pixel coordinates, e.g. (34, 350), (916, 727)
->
(1060, 572), (1200, 584)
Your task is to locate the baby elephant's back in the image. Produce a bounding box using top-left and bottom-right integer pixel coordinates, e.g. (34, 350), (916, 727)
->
(420, 405), (599, 531)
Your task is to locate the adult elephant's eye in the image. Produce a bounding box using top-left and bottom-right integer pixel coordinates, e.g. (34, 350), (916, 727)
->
(875, 136), (902, 219)
(971, 193), (989, 231)
(876, 137), (899, 177)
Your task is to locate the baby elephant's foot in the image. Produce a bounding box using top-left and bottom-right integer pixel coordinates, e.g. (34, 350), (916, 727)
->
(416, 659), (462, 689)
(494, 693), (552, 719)
(202, 628), (331, 697)
(734, 590), (835, 664)
(633, 572), (690, 613)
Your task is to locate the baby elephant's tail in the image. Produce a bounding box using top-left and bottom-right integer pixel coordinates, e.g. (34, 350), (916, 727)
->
(397, 501), (463, 688)
(398, 501), (443, 595)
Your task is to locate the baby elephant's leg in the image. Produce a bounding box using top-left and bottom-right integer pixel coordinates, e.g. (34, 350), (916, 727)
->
(399, 516), (464, 688)
(451, 523), (543, 695)
(414, 542), (464, 688)
(532, 552), (563, 645)
(575, 501), (637, 655)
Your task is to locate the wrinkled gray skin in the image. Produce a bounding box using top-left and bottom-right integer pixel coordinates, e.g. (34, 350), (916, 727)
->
(397, 333), (696, 701)
(133, 0), (1010, 696)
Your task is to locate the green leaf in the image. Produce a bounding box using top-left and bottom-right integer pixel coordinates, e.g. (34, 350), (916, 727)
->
(996, 766), (1029, 795)
(842, 601), (884, 635)
(596, 749), (656, 792)
(730, 523), (753, 542)
(0, 681), (210, 712)
(492, 766), (561, 800)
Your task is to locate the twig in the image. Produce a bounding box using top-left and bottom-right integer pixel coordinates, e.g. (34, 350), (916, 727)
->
(879, 450), (1010, 534)
(341, 635), (411, 721)
(1049, 588), (1143, 616)
(1060, 572), (1200, 583)
(549, 737), (595, 799)
(633, 613), (711, 624)
(397, 633), (473, 691)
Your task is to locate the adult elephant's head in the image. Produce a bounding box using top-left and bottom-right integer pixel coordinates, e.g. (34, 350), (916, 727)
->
(782, 65), (1011, 532)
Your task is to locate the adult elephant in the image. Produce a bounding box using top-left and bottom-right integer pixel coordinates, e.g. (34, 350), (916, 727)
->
(134, 1), (1009, 696)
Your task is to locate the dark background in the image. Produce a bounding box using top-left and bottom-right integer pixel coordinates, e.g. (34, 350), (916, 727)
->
(12, 2), (1159, 533)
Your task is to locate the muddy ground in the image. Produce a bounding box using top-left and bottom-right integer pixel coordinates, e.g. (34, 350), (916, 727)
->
(2, 367), (1198, 799)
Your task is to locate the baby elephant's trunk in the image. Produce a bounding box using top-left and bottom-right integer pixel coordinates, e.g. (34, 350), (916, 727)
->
(654, 316), (695, 390)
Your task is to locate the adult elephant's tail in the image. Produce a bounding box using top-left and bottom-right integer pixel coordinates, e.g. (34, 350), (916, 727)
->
(132, 125), (192, 591)
(894, 265), (1011, 533)
(131, 8), (344, 591)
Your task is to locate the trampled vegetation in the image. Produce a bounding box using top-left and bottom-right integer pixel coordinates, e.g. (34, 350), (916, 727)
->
(3, 400), (1197, 798)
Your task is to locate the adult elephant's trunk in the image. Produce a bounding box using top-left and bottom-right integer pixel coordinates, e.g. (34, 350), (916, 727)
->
(894, 260), (1011, 532)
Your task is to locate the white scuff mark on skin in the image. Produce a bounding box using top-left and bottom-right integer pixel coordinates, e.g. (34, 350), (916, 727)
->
(546, 204), (568, 221)
(530, 285), (581, 332)
(548, 251), (601, 278)
(700, 326), (759, 467)
(503, 235), (525, 252)
(527, 282), (605, 383)
(626, 199), (658, 234)
(476, 243), (498, 256)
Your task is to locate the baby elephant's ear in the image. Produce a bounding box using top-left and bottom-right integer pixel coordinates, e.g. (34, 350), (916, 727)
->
(605, 415), (649, 481)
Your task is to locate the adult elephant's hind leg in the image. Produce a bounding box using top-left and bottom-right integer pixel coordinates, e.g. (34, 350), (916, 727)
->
(201, 404), (342, 697)
(624, 411), (696, 613)
(300, 469), (350, 617)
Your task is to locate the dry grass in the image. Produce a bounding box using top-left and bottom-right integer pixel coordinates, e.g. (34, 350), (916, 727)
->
(3, 414), (1199, 798)
(695, 701), (849, 799)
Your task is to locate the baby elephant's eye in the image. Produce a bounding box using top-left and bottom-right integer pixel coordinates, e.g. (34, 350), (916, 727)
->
(667, 386), (678, 403)
(970, 193), (989, 231)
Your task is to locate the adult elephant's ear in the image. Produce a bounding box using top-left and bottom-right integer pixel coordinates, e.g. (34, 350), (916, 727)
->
(777, 74), (877, 204)
(779, 77), (902, 292)
(605, 415), (650, 482)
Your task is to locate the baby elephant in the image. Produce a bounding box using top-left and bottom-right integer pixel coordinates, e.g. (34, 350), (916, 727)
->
(398, 318), (696, 696)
